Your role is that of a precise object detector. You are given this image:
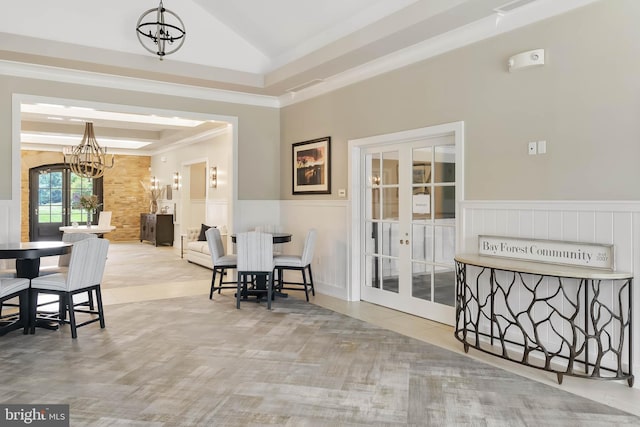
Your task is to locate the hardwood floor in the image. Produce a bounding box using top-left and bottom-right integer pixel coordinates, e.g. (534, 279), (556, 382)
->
(6, 241), (637, 425)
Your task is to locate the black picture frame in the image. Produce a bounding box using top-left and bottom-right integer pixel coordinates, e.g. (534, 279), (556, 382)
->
(292, 136), (331, 195)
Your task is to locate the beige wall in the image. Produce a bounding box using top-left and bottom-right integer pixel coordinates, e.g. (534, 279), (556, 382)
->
(0, 77), (280, 201)
(280, 0), (640, 201)
(21, 150), (150, 241)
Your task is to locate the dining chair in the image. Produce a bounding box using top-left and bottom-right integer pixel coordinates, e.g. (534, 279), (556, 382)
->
(29, 238), (109, 339)
(206, 227), (237, 299)
(58, 232), (99, 268)
(274, 228), (317, 301)
(236, 231), (275, 310)
(0, 278), (30, 336)
(98, 211), (112, 228)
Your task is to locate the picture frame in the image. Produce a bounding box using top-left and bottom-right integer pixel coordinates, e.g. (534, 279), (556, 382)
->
(292, 136), (331, 194)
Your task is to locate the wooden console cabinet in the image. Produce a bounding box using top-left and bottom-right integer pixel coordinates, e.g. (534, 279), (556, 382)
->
(140, 213), (174, 246)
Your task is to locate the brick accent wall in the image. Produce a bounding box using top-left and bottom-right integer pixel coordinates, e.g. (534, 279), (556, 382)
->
(21, 150), (151, 242)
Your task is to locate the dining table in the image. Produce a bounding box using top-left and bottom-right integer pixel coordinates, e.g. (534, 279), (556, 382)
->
(0, 241), (73, 279)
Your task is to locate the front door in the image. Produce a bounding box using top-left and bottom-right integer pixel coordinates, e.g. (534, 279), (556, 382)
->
(29, 164), (102, 241)
(360, 135), (457, 324)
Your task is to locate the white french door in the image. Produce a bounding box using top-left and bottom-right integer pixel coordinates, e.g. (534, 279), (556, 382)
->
(360, 135), (457, 324)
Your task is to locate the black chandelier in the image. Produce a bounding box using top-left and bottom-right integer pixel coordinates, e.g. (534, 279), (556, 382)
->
(136, 0), (186, 60)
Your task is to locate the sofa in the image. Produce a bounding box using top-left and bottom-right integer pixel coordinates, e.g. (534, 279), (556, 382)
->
(185, 226), (228, 269)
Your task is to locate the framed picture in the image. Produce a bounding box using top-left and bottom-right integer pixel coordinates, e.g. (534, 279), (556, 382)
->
(292, 136), (331, 194)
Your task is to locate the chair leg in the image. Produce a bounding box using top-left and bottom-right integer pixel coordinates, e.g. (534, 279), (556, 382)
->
(236, 274), (244, 309)
(95, 287), (105, 329)
(301, 268), (310, 302)
(307, 264), (315, 296)
(209, 268), (218, 299)
(266, 273), (272, 310)
(19, 290), (29, 335)
(66, 293), (78, 339)
(87, 292), (95, 310)
(29, 289), (38, 335)
(218, 268), (225, 294)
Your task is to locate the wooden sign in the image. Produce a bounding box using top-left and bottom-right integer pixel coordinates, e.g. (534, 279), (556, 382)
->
(478, 235), (614, 270)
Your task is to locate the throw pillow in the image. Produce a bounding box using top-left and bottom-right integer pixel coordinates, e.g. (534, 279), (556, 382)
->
(197, 224), (215, 241)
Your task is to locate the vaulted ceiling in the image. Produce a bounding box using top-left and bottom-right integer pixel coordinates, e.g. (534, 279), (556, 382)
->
(4, 0), (597, 153)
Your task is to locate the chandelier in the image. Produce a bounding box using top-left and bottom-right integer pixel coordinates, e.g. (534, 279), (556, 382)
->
(136, 0), (186, 60)
(63, 122), (115, 179)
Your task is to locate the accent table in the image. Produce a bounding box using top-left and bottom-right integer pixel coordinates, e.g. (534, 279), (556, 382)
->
(454, 254), (633, 387)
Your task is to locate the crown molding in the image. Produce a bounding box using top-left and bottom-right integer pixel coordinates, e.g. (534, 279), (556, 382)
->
(278, 0), (600, 107)
(0, 60), (280, 108)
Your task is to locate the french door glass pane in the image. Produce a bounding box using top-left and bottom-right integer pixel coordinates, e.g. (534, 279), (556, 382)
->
(70, 173), (94, 222)
(380, 222), (399, 257)
(382, 188), (398, 220)
(411, 224), (433, 261)
(434, 186), (455, 219)
(412, 187), (431, 221)
(381, 257), (399, 293)
(412, 262), (432, 301)
(413, 147), (432, 184)
(434, 267), (456, 306)
(381, 152), (399, 185)
(434, 225), (455, 265)
(38, 171), (63, 224)
(435, 145), (455, 183)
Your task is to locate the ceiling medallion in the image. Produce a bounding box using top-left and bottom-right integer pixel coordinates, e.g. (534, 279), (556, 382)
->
(63, 122), (115, 179)
(136, 0), (186, 60)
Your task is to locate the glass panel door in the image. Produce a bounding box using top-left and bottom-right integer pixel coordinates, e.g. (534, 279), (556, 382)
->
(29, 164), (102, 241)
(361, 137), (457, 324)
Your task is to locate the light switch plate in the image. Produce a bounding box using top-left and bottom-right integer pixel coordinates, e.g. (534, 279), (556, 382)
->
(338, 189), (346, 198)
(528, 142), (537, 155)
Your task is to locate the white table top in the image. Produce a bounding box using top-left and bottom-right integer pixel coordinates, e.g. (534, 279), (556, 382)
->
(455, 253), (632, 280)
(59, 225), (116, 234)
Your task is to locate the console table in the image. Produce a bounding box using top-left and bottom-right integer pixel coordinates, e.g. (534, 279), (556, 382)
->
(455, 254), (634, 387)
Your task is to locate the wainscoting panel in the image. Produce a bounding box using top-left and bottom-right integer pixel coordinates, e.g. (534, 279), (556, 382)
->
(460, 201), (639, 384)
(280, 200), (350, 300)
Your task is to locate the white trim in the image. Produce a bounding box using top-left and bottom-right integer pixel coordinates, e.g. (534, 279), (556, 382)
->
(0, 60), (279, 108)
(155, 126), (231, 156)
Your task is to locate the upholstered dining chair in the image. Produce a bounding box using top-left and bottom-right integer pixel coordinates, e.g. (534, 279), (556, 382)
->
(58, 232), (99, 268)
(97, 211), (112, 228)
(274, 228), (317, 301)
(206, 227), (237, 299)
(236, 231), (275, 310)
(0, 277), (30, 336)
(30, 238), (109, 339)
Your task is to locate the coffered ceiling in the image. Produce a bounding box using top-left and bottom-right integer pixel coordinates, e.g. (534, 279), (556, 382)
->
(4, 0), (598, 154)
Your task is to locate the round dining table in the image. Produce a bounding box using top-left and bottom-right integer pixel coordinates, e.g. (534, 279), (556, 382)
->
(230, 232), (292, 244)
(0, 241), (72, 279)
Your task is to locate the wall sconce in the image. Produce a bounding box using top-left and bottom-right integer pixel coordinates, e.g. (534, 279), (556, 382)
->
(172, 172), (181, 191)
(371, 175), (381, 186)
(150, 176), (159, 191)
(209, 167), (218, 188)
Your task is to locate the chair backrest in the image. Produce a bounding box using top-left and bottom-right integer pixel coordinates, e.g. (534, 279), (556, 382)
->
(301, 228), (317, 266)
(58, 232), (98, 267)
(66, 238), (110, 292)
(236, 231), (273, 273)
(205, 227), (226, 262)
(98, 211), (112, 228)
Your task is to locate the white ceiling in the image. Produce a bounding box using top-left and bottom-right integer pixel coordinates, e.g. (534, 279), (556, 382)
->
(5, 0), (598, 153)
